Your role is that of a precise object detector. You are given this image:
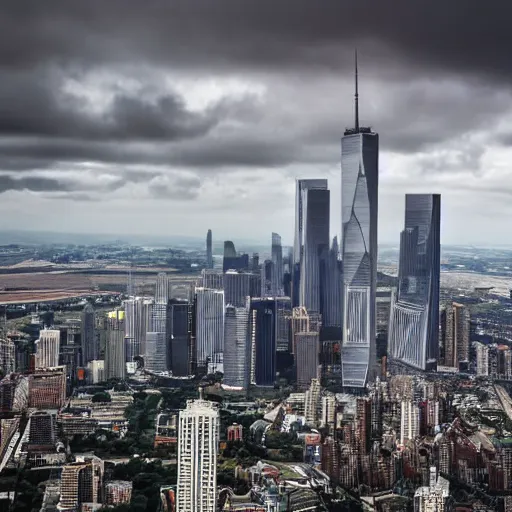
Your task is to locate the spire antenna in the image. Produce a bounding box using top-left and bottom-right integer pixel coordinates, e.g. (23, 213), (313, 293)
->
(355, 49), (359, 132)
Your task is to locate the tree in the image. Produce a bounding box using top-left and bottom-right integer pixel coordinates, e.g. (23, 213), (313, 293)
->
(92, 391), (111, 403)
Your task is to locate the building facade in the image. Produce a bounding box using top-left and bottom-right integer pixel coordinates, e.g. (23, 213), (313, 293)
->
(206, 229), (213, 269)
(81, 304), (97, 364)
(440, 302), (470, 370)
(389, 194), (441, 371)
(35, 329), (60, 369)
(223, 304), (250, 388)
(295, 332), (320, 390)
(144, 332), (167, 372)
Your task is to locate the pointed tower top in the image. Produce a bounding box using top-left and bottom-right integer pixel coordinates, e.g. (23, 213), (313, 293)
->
(355, 49), (359, 133)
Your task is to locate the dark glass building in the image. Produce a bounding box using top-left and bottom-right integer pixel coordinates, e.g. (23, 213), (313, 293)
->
(169, 299), (190, 376)
(206, 229), (213, 269)
(388, 194), (441, 370)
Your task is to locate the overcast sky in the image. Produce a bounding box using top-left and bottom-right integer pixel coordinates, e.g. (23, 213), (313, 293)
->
(2, 1), (512, 246)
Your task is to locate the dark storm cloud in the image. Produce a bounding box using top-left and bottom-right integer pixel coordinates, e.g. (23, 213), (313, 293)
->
(0, 175), (70, 193)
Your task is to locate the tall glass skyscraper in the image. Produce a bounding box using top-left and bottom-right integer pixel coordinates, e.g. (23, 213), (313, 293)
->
(271, 232), (284, 296)
(340, 56), (379, 388)
(206, 229), (213, 269)
(293, 179), (328, 307)
(389, 194), (441, 370)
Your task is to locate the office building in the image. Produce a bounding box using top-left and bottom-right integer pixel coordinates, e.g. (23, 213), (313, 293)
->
(58, 456), (104, 511)
(35, 329), (60, 369)
(271, 232), (284, 296)
(223, 304), (250, 388)
(124, 297), (153, 361)
(0, 338), (15, 375)
(195, 288), (225, 371)
(295, 332), (320, 390)
(440, 302), (470, 370)
(200, 269), (224, 290)
(321, 236), (342, 329)
(29, 411), (55, 446)
(169, 299), (190, 376)
(177, 392), (219, 512)
(293, 178), (328, 307)
(389, 194), (441, 371)
(223, 241), (249, 272)
(81, 304), (97, 364)
(105, 481), (132, 505)
(414, 469), (449, 512)
(299, 187), (330, 314)
(223, 270), (250, 307)
(475, 342), (489, 376)
(206, 229), (213, 269)
(144, 332), (167, 372)
(105, 319), (126, 380)
(304, 378), (321, 427)
(291, 307), (321, 355)
(341, 56), (379, 389)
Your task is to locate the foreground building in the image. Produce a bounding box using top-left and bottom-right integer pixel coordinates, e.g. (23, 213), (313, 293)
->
(177, 392), (219, 512)
(389, 194), (441, 371)
(340, 58), (379, 388)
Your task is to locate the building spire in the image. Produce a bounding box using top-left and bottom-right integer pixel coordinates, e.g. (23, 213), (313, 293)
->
(355, 49), (359, 132)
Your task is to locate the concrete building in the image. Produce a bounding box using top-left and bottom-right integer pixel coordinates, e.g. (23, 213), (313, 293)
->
(440, 302), (470, 370)
(200, 269), (224, 290)
(476, 342), (489, 376)
(105, 481), (132, 505)
(0, 338), (15, 375)
(144, 332), (167, 372)
(400, 401), (420, 446)
(414, 467), (449, 512)
(291, 307), (321, 356)
(295, 332), (319, 390)
(321, 395), (336, 431)
(87, 360), (105, 384)
(105, 330), (126, 380)
(58, 456), (104, 511)
(29, 411), (55, 446)
(35, 329), (60, 369)
(177, 392), (219, 512)
(304, 378), (321, 427)
(124, 298), (153, 360)
(28, 366), (66, 409)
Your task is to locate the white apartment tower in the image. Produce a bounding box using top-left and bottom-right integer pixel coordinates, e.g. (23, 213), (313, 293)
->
(400, 401), (420, 446)
(177, 392), (219, 512)
(35, 329), (60, 368)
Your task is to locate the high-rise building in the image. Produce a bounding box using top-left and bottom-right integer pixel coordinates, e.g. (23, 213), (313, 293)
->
(271, 232), (284, 296)
(475, 342), (489, 376)
(105, 481), (132, 506)
(35, 329), (60, 369)
(249, 298), (278, 387)
(321, 236), (343, 329)
(169, 299), (190, 376)
(400, 401), (420, 445)
(299, 187), (330, 314)
(291, 307), (321, 355)
(155, 272), (169, 305)
(28, 366), (67, 409)
(0, 339), (15, 375)
(177, 392), (219, 512)
(223, 270), (250, 307)
(58, 456), (104, 511)
(223, 304), (250, 388)
(304, 378), (321, 427)
(144, 332), (167, 372)
(29, 411), (55, 446)
(87, 360), (105, 384)
(340, 56), (379, 389)
(222, 241), (249, 272)
(388, 194), (441, 371)
(200, 269), (224, 290)
(105, 312), (126, 380)
(293, 179), (328, 307)
(440, 302), (470, 370)
(81, 304), (97, 364)
(295, 332), (320, 390)
(124, 298), (153, 361)
(195, 288), (224, 371)
(206, 229), (213, 269)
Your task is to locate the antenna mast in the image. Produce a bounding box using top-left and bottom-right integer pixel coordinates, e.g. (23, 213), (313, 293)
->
(355, 49), (359, 133)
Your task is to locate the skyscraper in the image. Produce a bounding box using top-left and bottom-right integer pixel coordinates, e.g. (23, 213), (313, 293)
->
(223, 304), (250, 388)
(155, 272), (169, 305)
(200, 269), (224, 290)
(388, 194), (441, 371)
(35, 329), (60, 369)
(177, 392), (219, 512)
(295, 332), (320, 390)
(144, 331), (167, 372)
(299, 188), (330, 313)
(440, 302), (470, 370)
(271, 233), (284, 296)
(206, 229), (213, 269)
(321, 236), (343, 329)
(293, 179), (328, 308)
(223, 270), (250, 307)
(0, 339), (15, 375)
(81, 303), (97, 364)
(169, 299), (190, 376)
(105, 311), (126, 380)
(124, 297), (153, 361)
(195, 288), (225, 371)
(340, 55), (379, 388)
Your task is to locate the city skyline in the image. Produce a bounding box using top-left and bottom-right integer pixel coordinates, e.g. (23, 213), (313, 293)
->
(1, 2), (511, 245)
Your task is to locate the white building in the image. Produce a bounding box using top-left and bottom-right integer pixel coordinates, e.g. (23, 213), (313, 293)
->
(304, 378), (321, 427)
(400, 401), (420, 446)
(177, 392), (219, 512)
(87, 360), (105, 384)
(414, 466), (449, 512)
(475, 342), (489, 376)
(223, 304), (250, 388)
(35, 329), (60, 368)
